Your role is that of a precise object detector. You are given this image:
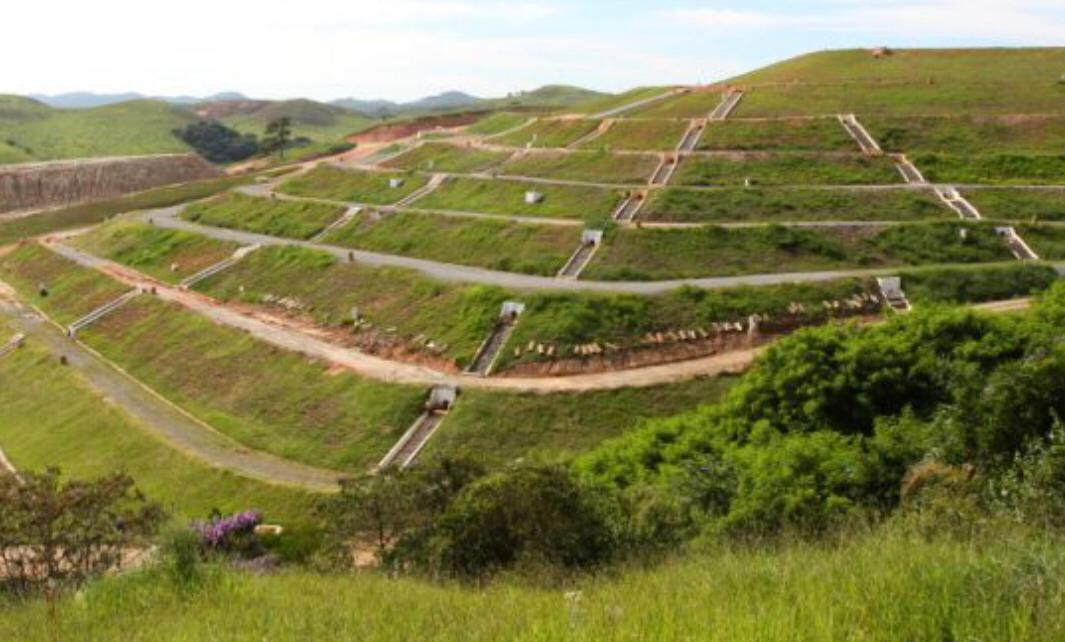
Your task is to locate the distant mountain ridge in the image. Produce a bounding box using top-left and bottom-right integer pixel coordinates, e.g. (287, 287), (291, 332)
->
(331, 91), (484, 117)
(29, 92), (249, 109)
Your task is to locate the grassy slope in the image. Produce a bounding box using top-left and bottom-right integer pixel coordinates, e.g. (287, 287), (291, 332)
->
(732, 48), (1065, 117)
(579, 119), (688, 151)
(964, 188), (1065, 222)
(197, 245), (505, 367)
(0, 242), (130, 325)
(426, 377), (734, 467)
(73, 220), (240, 284)
(913, 154), (1065, 185)
(629, 91), (723, 118)
(867, 114), (1065, 154)
(641, 187), (951, 223)
(501, 151), (659, 184)
(413, 176), (623, 221)
(902, 263), (1062, 304)
(0, 96), (192, 163)
(584, 222), (1013, 281)
(697, 118), (856, 151)
(221, 99), (373, 142)
(4, 532), (1062, 641)
(0, 335), (316, 525)
(673, 154), (901, 186)
(569, 86), (671, 115)
(382, 143), (511, 173)
(494, 119), (600, 148)
(77, 296), (425, 472)
(1017, 224), (1065, 259)
(323, 210), (579, 276)
(278, 165), (429, 205)
(182, 192), (345, 240)
(467, 112), (530, 135)
(0, 174), (251, 246)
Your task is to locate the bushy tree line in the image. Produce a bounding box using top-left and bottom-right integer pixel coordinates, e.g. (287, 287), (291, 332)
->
(172, 120), (260, 164)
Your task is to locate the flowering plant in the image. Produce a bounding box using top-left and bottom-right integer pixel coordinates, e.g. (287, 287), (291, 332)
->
(192, 510), (262, 552)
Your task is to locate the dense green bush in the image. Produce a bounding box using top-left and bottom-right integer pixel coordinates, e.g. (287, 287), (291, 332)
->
(172, 120), (259, 163)
(903, 263), (1060, 304)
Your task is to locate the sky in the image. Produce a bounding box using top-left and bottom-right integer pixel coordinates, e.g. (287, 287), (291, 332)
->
(6, 0), (1065, 101)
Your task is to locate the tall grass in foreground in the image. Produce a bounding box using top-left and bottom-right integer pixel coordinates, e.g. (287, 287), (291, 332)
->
(3, 530), (1063, 641)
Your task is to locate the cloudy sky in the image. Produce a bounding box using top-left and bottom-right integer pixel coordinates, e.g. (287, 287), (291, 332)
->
(6, 0), (1065, 101)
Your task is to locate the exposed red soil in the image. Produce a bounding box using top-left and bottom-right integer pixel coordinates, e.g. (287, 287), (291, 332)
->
(347, 112), (488, 144)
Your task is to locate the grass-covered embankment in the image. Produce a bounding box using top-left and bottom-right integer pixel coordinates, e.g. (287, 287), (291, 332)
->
(914, 154), (1065, 184)
(579, 119), (688, 151)
(277, 165), (429, 205)
(413, 176), (622, 221)
(467, 112), (531, 136)
(583, 221), (1014, 281)
(0, 332), (317, 525)
(901, 262), (1062, 305)
(494, 119), (600, 148)
(697, 118), (856, 151)
(501, 150), (660, 184)
(869, 114), (1065, 154)
(963, 188), (1065, 222)
(382, 142), (511, 174)
(73, 220), (240, 284)
(674, 153), (901, 186)
(629, 90), (724, 118)
(641, 187), (950, 223)
(0, 242), (129, 325)
(74, 295), (426, 471)
(182, 192), (346, 240)
(322, 210), (579, 276)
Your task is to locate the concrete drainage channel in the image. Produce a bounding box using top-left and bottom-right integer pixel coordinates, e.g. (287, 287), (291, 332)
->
(466, 301), (526, 376)
(311, 207), (362, 243)
(838, 114), (882, 155)
(558, 230), (604, 279)
(708, 89), (744, 121)
(893, 154), (927, 184)
(0, 333), (26, 359)
(568, 120), (614, 149)
(613, 190), (647, 222)
(180, 244), (262, 289)
(676, 120), (706, 152)
(591, 88), (686, 119)
(934, 187), (982, 220)
(377, 385), (458, 471)
(996, 226), (1041, 261)
(67, 289), (142, 338)
(392, 173), (447, 208)
(649, 155), (678, 186)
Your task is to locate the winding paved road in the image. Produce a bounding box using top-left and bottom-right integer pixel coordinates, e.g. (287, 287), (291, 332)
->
(0, 288), (342, 492)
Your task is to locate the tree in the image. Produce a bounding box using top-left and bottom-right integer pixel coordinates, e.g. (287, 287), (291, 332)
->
(262, 117), (293, 159)
(0, 469), (166, 598)
(172, 120), (259, 163)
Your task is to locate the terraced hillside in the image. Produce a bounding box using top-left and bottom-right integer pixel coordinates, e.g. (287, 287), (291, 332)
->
(3, 46), (1065, 551)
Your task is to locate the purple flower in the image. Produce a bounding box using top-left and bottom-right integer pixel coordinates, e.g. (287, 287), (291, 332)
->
(192, 510), (262, 549)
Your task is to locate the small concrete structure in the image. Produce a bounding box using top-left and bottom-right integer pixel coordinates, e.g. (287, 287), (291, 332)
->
(877, 276), (911, 312)
(389, 177), (405, 189)
(426, 385), (458, 411)
(581, 229), (604, 246)
(500, 301), (526, 321)
(524, 190), (544, 204)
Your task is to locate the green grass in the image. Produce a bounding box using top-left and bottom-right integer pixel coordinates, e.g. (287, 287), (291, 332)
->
(182, 192), (345, 240)
(641, 187), (950, 223)
(696, 118), (856, 151)
(196, 245), (506, 367)
(913, 154), (1065, 185)
(72, 220), (240, 284)
(499, 279), (876, 370)
(76, 295), (425, 472)
(0, 335), (317, 525)
(277, 165), (429, 204)
(867, 114), (1065, 154)
(0, 242), (129, 325)
(425, 378), (735, 467)
(323, 210), (579, 276)
(494, 119), (600, 148)
(467, 112), (531, 136)
(901, 263), (1062, 304)
(0, 174), (250, 246)
(579, 119), (688, 151)
(1017, 224), (1065, 259)
(382, 142), (511, 173)
(0, 97), (192, 163)
(413, 176), (623, 222)
(501, 151), (660, 184)
(570, 86), (673, 115)
(221, 99), (373, 143)
(732, 48), (1065, 117)
(963, 188), (1065, 222)
(674, 153), (902, 186)
(629, 91), (724, 118)
(584, 222), (1013, 281)
(5, 531), (1064, 641)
